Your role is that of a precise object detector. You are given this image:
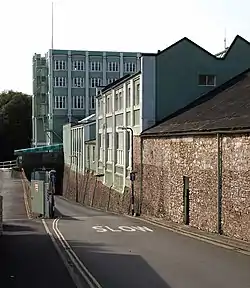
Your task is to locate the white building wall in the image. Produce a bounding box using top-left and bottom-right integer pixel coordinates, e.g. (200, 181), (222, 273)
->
(63, 123), (71, 165)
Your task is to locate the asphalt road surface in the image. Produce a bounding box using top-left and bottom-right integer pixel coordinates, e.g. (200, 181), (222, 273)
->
(0, 170), (77, 288)
(47, 196), (250, 288)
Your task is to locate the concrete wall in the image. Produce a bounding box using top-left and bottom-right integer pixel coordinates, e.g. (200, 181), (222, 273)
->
(138, 134), (250, 242)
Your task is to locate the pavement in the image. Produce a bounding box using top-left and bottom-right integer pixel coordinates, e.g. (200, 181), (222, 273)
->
(45, 195), (250, 288)
(0, 170), (77, 288)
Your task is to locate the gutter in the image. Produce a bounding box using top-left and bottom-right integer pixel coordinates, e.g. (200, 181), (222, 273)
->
(141, 128), (250, 138)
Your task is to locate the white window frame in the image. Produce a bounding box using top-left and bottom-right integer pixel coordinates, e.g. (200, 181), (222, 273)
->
(107, 133), (112, 163)
(108, 62), (119, 72)
(72, 60), (84, 71)
(126, 85), (131, 108)
(107, 78), (117, 85)
(90, 61), (101, 71)
(124, 62), (136, 73)
(54, 60), (66, 70)
(54, 96), (67, 109)
(72, 95), (84, 109)
(90, 77), (102, 88)
(72, 77), (84, 88)
(114, 89), (123, 111)
(134, 83), (140, 106)
(198, 74), (216, 86)
(116, 132), (124, 166)
(106, 96), (112, 114)
(54, 77), (67, 87)
(90, 95), (95, 109)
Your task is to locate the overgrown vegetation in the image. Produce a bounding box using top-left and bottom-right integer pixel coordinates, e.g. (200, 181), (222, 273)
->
(0, 90), (31, 161)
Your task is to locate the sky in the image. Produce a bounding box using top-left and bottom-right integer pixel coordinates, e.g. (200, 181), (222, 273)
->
(0, 0), (250, 95)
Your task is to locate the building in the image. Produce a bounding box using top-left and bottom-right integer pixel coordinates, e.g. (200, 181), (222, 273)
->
(140, 68), (250, 242)
(62, 35), (250, 237)
(32, 50), (141, 147)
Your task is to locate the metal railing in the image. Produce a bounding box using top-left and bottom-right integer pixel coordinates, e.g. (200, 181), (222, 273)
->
(0, 160), (17, 170)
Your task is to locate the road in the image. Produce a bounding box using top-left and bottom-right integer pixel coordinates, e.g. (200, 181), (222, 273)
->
(45, 196), (250, 288)
(0, 170), (78, 288)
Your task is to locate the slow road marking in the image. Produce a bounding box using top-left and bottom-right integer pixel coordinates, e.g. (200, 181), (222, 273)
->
(92, 225), (153, 233)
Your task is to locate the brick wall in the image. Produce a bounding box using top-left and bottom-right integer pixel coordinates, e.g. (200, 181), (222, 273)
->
(140, 134), (250, 242)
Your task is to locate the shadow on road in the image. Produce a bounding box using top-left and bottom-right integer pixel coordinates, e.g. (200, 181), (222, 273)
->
(68, 240), (171, 288)
(3, 223), (35, 232)
(0, 222), (76, 288)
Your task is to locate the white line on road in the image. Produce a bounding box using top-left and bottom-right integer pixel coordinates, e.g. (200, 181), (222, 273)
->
(53, 218), (103, 288)
(42, 219), (83, 288)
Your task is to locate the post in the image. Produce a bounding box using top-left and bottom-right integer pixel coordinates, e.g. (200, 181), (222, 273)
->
(217, 133), (223, 234)
(128, 127), (135, 216)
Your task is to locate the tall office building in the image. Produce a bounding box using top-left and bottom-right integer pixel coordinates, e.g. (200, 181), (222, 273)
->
(32, 49), (141, 147)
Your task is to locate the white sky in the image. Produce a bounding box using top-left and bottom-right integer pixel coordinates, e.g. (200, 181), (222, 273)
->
(0, 0), (250, 95)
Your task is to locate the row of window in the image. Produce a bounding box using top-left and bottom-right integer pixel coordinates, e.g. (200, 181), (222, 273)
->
(100, 82), (140, 114)
(54, 95), (95, 109)
(99, 132), (130, 166)
(54, 60), (136, 73)
(54, 77), (102, 88)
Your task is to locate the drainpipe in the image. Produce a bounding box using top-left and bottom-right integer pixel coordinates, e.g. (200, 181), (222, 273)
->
(217, 133), (223, 235)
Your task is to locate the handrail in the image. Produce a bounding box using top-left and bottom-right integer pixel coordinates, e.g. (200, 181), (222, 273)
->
(0, 160), (17, 169)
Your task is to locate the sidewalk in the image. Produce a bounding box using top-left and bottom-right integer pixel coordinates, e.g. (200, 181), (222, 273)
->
(0, 170), (76, 288)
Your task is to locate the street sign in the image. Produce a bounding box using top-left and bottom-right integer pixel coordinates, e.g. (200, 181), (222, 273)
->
(34, 183), (39, 192)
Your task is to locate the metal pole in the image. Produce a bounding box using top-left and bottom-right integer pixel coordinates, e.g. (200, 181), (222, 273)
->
(76, 155), (78, 203)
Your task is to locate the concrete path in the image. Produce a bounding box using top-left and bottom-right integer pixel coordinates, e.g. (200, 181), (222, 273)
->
(45, 196), (250, 288)
(0, 170), (77, 288)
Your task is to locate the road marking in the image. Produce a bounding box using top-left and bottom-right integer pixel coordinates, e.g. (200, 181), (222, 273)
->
(92, 225), (153, 233)
(42, 219), (83, 288)
(53, 218), (102, 288)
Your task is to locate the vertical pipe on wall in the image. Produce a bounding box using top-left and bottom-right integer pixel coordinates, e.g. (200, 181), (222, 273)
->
(217, 133), (223, 235)
(138, 136), (143, 215)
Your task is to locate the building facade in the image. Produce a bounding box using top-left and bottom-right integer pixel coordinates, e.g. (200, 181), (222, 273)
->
(32, 50), (141, 147)
(62, 35), (250, 240)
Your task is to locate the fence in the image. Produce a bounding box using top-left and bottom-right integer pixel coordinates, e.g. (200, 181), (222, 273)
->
(0, 160), (17, 170)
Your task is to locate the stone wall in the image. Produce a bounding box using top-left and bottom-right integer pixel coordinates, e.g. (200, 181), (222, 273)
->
(63, 166), (132, 215)
(222, 135), (250, 241)
(141, 134), (250, 242)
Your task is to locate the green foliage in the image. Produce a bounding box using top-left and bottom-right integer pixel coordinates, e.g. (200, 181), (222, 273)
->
(0, 90), (31, 161)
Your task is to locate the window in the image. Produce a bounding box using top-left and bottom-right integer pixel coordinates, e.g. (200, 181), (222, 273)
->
(92, 146), (95, 162)
(90, 78), (102, 88)
(108, 62), (119, 72)
(134, 83), (140, 106)
(72, 96), (84, 109)
(98, 98), (103, 115)
(54, 96), (66, 109)
(116, 132), (124, 165)
(106, 96), (112, 114)
(72, 77), (84, 88)
(54, 60), (66, 70)
(124, 62), (136, 73)
(126, 85), (131, 108)
(107, 133), (112, 162)
(99, 133), (103, 161)
(54, 77), (67, 87)
(90, 95), (95, 109)
(91, 61), (101, 71)
(72, 60), (84, 71)
(107, 78), (117, 85)
(115, 89), (123, 111)
(198, 74), (216, 86)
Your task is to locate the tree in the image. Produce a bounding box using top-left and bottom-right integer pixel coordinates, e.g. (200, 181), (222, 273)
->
(0, 90), (31, 161)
